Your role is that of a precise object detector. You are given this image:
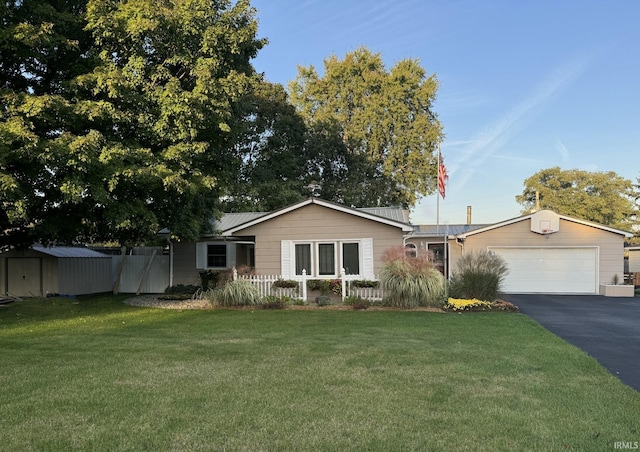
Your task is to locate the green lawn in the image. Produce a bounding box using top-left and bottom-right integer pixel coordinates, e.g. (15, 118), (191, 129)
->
(1, 296), (639, 451)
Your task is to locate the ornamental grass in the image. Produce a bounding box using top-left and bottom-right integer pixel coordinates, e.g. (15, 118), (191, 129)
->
(448, 250), (509, 301)
(380, 246), (445, 308)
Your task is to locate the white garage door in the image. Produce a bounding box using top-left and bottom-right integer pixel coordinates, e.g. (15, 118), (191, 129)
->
(488, 247), (598, 294)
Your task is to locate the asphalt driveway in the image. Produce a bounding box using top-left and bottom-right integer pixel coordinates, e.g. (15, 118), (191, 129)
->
(505, 294), (640, 392)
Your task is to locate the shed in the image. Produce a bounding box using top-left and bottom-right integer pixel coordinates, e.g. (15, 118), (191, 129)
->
(0, 246), (113, 297)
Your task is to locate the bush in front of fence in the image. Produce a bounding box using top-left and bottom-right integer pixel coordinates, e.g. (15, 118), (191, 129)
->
(343, 295), (370, 310)
(307, 279), (342, 295)
(205, 279), (262, 307)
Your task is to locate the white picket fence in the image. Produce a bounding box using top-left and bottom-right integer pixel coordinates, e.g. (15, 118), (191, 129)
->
(234, 268), (384, 302)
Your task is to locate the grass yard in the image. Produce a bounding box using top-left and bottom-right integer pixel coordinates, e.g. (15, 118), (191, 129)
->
(1, 295), (639, 451)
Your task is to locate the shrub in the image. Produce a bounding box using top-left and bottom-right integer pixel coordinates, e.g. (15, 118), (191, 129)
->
(210, 279), (262, 307)
(259, 295), (294, 310)
(272, 279), (299, 289)
(307, 279), (342, 295)
(448, 251), (509, 302)
(380, 247), (445, 308)
(443, 297), (519, 313)
(350, 280), (379, 289)
(315, 296), (332, 306)
(344, 295), (370, 310)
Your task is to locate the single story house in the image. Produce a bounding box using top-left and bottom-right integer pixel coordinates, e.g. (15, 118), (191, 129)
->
(171, 199), (632, 295)
(0, 246), (113, 297)
(171, 197), (413, 285)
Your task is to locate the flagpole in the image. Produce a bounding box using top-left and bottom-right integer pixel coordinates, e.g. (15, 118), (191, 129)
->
(436, 143), (440, 235)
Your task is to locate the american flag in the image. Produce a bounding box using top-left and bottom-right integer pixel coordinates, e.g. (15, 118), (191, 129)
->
(437, 154), (448, 199)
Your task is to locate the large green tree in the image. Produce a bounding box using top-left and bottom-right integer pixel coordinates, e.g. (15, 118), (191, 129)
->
(289, 47), (443, 208)
(222, 79), (308, 212)
(1, 0), (264, 247)
(516, 167), (638, 232)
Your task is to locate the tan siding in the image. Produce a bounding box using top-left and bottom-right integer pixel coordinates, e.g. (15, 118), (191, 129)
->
(458, 218), (625, 288)
(172, 241), (201, 285)
(630, 250), (640, 273)
(236, 203), (404, 275)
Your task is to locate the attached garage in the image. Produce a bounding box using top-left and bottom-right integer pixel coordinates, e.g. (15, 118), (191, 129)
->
(454, 210), (633, 295)
(488, 246), (598, 294)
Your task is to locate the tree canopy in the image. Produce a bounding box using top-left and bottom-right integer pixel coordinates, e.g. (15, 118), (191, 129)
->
(516, 167), (638, 232)
(289, 47), (443, 208)
(1, 0), (264, 247)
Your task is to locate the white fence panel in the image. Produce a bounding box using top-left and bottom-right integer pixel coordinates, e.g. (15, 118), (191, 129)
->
(112, 254), (170, 294)
(236, 268), (382, 303)
(236, 270), (308, 300)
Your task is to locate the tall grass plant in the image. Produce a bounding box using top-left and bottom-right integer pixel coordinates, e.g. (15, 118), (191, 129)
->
(380, 246), (445, 308)
(448, 250), (509, 301)
(205, 278), (262, 307)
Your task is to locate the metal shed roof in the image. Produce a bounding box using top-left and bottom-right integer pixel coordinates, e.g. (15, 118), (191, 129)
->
(32, 245), (110, 258)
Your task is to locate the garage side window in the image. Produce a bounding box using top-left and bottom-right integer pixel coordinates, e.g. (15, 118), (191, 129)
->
(207, 244), (227, 268)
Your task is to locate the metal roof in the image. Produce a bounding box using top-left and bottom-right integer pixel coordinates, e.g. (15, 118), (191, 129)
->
(32, 245), (110, 258)
(358, 207), (410, 223)
(211, 212), (267, 232)
(410, 224), (489, 236)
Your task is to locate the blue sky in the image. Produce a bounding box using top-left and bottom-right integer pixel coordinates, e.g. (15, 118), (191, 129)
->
(250, 0), (640, 225)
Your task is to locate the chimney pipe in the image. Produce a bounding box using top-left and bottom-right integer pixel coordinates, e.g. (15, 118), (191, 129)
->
(466, 206), (472, 224)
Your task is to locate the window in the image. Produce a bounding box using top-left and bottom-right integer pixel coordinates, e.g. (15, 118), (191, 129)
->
(318, 243), (335, 275)
(207, 244), (227, 268)
(342, 243), (360, 275)
(405, 243), (417, 258)
(295, 244), (311, 275)
(283, 240), (370, 278)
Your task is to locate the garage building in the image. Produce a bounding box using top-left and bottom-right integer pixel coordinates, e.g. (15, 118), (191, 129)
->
(455, 210), (633, 294)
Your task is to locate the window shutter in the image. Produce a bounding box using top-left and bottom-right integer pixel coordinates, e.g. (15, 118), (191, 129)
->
(281, 240), (292, 277)
(196, 242), (207, 269)
(227, 243), (236, 269)
(362, 238), (374, 278)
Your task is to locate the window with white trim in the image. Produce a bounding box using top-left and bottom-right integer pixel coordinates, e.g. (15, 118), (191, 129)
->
(342, 242), (360, 275)
(284, 239), (369, 277)
(295, 244), (311, 275)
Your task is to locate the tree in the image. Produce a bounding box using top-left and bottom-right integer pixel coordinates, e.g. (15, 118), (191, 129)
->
(289, 47), (443, 208)
(516, 167), (638, 232)
(1, 0), (264, 247)
(222, 80), (308, 212)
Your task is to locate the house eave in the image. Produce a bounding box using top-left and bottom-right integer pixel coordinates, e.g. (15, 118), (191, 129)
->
(456, 211), (634, 239)
(222, 198), (413, 235)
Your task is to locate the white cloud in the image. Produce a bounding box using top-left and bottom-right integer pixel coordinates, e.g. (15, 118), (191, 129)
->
(445, 52), (594, 192)
(554, 138), (570, 165)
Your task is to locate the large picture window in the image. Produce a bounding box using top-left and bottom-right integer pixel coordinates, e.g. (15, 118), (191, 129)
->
(285, 240), (368, 277)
